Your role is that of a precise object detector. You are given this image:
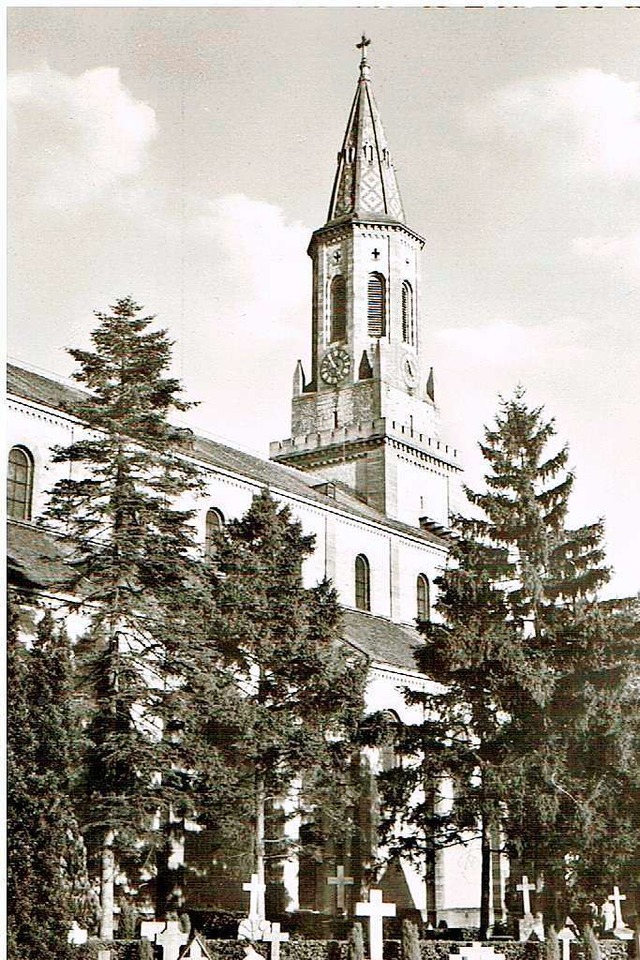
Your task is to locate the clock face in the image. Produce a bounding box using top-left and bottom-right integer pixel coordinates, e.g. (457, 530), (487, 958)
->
(402, 354), (418, 387)
(320, 347), (351, 385)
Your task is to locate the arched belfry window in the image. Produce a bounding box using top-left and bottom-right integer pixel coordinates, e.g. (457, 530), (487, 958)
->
(7, 446), (34, 521)
(330, 275), (347, 342)
(402, 281), (415, 345)
(367, 273), (386, 338)
(417, 573), (431, 622)
(205, 507), (225, 558)
(355, 554), (371, 612)
(380, 710), (401, 772)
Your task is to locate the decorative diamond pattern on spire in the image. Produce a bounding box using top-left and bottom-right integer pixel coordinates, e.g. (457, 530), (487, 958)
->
(327, 55), (405, 225)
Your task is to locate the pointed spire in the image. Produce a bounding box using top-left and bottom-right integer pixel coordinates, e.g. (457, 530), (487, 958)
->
(327, 38), (405, 226)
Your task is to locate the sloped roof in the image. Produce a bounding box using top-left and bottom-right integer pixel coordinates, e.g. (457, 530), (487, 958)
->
(7, 362), (88, 413)
(7, 521), (75, 592)
(7, 363), (447, 549)
(341, 608), (421, 672)
(8, 520), (423, 674)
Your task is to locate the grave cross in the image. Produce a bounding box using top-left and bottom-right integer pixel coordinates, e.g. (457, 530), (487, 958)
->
(355, 889), (396, 960)
(557, 928), (577, 960)
(608, 886), (627, 929)
(458, 944), (505, 960)
(243, 873), (266, 921)
(327, 865), (354, 910)
(517, 875), (536, 916)
(263, 922), (290, 960)
(155, 921), (189, 960)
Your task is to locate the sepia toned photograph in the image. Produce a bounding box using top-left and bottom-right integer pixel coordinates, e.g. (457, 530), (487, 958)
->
(6, 7), (640, 960)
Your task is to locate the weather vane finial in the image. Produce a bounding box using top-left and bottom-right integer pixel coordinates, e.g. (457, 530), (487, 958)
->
(356, 34), (371, 76)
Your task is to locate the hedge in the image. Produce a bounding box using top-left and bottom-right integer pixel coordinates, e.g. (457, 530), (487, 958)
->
(70, 937), (635, 960)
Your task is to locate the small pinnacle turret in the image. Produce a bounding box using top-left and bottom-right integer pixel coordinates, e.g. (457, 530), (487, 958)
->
(327, 37), (405, 225)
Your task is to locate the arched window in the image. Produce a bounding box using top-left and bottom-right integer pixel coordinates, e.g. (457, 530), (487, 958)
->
(402, 281), (414, 345)
(330, 275), (347, 342)
(355, 554), (371, 612)
(205, 507), (225, 558)
(417, 573), (431, 622)
(367, 273), (386, 338)
(7, 446), (34, 521)
(380, 710), (401, 772)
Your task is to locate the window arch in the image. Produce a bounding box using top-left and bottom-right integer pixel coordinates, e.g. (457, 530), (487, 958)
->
(7, 446), (34, 521)
(380, 710), (401, 772)
(330, 275), (347, 342)
(402, 281), (415, 345)
(417, 573), (431, 622)
(205, 507), (225, 558)
(367, 273), (386, 337)
(355, 554), (371, 612)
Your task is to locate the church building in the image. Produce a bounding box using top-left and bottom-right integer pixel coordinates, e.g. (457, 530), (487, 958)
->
(7, 41), (504, 931)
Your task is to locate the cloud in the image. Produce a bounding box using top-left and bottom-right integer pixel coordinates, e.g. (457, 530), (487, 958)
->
(573, 231), (640, 277)
(8, 64), (158, 208)
(195, 194), (310, 336)
(469, 69), (640, 179)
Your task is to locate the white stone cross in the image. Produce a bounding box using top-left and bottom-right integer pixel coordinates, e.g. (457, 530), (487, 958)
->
(154, 922), (190, 960)
(140, 920), (170, 942)
(557, 927), (577, 960)
(243, 872), (267, 921)
(355, 889), (396, 960)
(609, 886), (627, 929)
(327, 865), (354, 909)
(263, 921), (290, 960)
(458, 944), (505, 960)
(517, 875), (536, 916)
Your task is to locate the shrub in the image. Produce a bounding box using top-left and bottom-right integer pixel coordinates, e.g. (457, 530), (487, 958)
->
(347, 924), (365, 960)
(402, 922), (421, 960)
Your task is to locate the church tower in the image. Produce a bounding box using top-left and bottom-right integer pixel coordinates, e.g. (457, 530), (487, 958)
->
(270, 38), (461, 529)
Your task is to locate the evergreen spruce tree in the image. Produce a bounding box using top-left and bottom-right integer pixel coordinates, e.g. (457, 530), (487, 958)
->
(7, 603), (91, 960)
(200, 489), (368, 909)
(379, 389), (637, 934)
(43, 297), (211, 936)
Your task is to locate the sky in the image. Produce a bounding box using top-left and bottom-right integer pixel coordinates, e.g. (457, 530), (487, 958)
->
(7, 6), (640, 598)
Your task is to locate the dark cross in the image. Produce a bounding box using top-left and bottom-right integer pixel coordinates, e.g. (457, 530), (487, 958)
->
(372, 248), (380, 260)
(356, 34), (371, 57)
(333, 251), (341, 263)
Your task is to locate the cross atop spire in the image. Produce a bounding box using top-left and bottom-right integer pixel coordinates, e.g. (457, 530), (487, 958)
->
(325, 39), (405, 225)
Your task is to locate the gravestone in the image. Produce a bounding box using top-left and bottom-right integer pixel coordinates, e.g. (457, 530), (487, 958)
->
(244, 873), (267, 921)
(238, 917), (272, 941)
(456, 943), (505, 960)
(608, 886), (633, 939)
(97, 951), (111, 960)
(67, 920), (88, 945)
(558, 926), (577, 960)
(156, 921), (190, 960)
(328, 865), (354, 911)
(355, 889), (396, 960)
(520, 913), (545, 942)
(263, 921), (290, 960)
(600, 901), (615, 932)
(140, 920), (189, 960)
(179, 932), (215, 959)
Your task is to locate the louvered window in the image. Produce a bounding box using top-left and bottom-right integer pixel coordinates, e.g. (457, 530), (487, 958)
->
(355, 554), (371, 612)
(367, 273), (386, 337)
(7, 446), (34, 521)
(205, 507), (225, 558)
(417, 573), (430, 622)
(330, 275), (347, 342)
(402, 281), (414, 345)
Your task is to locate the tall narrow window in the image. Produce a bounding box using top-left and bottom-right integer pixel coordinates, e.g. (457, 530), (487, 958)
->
(205, 507), (225, 558)
(402, 281), (414, 345)
(367, 273), (386, 337)
(330, 275), (347, 342)
(417, 573), (431, 622)
(7, 446), (34, 521)
(355, 554), (371, 612)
